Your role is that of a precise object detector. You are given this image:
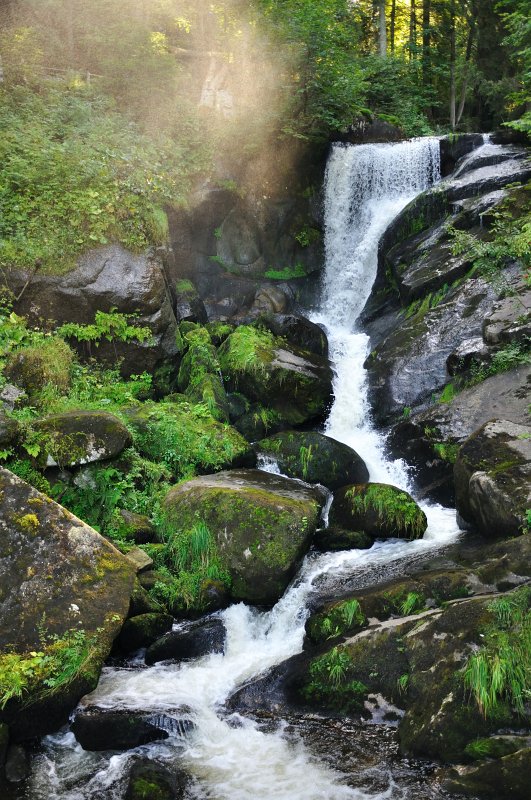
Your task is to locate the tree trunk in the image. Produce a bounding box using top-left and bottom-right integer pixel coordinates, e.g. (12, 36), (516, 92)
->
(390, 0), (396, 53)
(409, 0), (417, 60)
(449, 0), (456, 129)
(456, 10), (478, 126)
(422, 0), (431, 84)
(378, 1), (387, 57)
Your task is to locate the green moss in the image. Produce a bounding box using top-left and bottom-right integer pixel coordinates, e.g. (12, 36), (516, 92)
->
(12, 512), (40, 534)
(345, 484), (426, 539)
(5, 337), (74, 403)
(218, 325), (275, 378)
(175, 279), (196, 295)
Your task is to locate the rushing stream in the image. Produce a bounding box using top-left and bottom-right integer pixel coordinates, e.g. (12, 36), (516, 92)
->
(29, 139), (464, 799)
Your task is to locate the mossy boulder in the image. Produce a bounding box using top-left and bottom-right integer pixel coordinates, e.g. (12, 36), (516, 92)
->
(126, 759), (189, 800)
(116, 613), (173, 653)
(256, 430), (369, 490)
(330, 483), (427, 541)
(116, 510), (159, 545)
(0, 467), (135, 741)
(454, 419), (531, 538)
(164, 469), (325, 604)
(4, 338), (74, 403)
(124, 400), (255, 476)
(129, 578), (164, 617)
(33, 410), (132, 468)
(218, 325), (333, 425)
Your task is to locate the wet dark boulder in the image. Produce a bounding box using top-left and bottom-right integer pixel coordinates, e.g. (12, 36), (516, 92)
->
(454, 419), (531, 539)
(0, 468), (135, 741)
(116, 613), (174, 653)
(330, 483), (427, 541)
(173, 279), (208, 324)
(10, 245), (180, 377)
(256, 430), (369, 490)
(164, 469), (325, 605)
(441, 747), (531, 800)
(0, 414), (19, 449)
(128, 579), (164, 617)
(365, 277), (497, 425)
(313, 527), (372, 553)
(116, 510), (160, 545)
(387, 365), (531, 505)
(72, 707), (192, 752)
(218, 325), (333, 426)
(439, 133), (485, 176)
(126, 758), (190, 800)
(145, 617), (226, 665)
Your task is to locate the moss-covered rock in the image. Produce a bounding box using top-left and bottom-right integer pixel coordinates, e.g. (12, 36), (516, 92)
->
(125, 759), (189, 800)
(0, 414), (19, 449)
(305, 598), (366, 646)
(218, 326), (333, 425)
(33, 410), (132, 468)
(0, 467), (135, 741)
(330, 483), (427, 541)
(4, 337), (74, 403)
(116, 510), (159, 545)
(129, 578), (164, 617)
(256, 430), (369, 490)
(124, 400), (255, 476)
(164, 469), (325, 604)
(454, 418), (531, 538)
(117, 613), (173, 653)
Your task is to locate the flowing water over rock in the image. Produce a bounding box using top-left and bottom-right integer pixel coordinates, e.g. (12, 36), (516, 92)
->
(27, 139), (465, 800)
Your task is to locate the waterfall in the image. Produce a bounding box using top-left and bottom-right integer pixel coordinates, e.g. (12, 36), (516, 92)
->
(29, 140), (462, 800)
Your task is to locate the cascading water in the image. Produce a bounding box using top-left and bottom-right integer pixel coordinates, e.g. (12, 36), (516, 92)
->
(28, 140), (462, 800)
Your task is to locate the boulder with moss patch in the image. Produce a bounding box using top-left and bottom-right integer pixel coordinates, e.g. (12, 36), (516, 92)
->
(256, 431), (369, 490)
(0, 467), (135, 741)
(330, 483), (427, 541)
(164, 469), (325, 604)
(454, 419), (531, 538)
(218, 326), (333, 426)
(32, 410), (132, 468)
(4, 338), (74, 404)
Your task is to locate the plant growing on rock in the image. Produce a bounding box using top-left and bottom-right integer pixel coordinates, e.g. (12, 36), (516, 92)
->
(463, 586), (530, 719)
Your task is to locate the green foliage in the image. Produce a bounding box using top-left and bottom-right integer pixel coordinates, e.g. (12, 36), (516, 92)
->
(467, 339), (531, 386)
(397, 673), (410, 695)
(150, 520), (231, 612)
(0, 627), (94, 709)
(346, 484), (426, 539)
(264, 264), (307, 280)
(307, 598), (366, 644)
(432, 442), (460, 464)
(400, 592), (425, 616)
(4, 336), (74, 404)
(403, 284), (451, 320)
(58, 310), (152, 347)
(0, 82), (206, 272)
(463, 586), (530, 718)
(302, 646), (367, 711)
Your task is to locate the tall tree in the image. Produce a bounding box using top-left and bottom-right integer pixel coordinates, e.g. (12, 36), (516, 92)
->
(378, 0), (387, 57)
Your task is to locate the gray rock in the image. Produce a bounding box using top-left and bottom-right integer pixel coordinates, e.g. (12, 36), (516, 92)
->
(4, 744), (29, 783)
(33, 410), (132, 468)
(124, 547), (154, 574)
(483, 274), (531, 346)
(454, 419), (531, 538)
(11, 245), (180, 376)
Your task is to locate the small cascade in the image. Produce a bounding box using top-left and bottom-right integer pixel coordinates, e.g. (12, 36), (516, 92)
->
(28, 138), (463, 800)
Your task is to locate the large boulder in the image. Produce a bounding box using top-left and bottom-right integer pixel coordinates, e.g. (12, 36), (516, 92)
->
(11, 245), (180, 376)
(0, 468), (135, 740)
(442, 748), (531, 800)
(71, 707), (192, 752)
(388, 365), (531, 505)
(32, 410), (132, 468)
(256, 430), (369, 490)
(164, 470), (325, 604)
(454, 419), (531, 538)
(330, 483), (427, 541)
(218, 325), (333, 426)
(253, 313), (329, 357)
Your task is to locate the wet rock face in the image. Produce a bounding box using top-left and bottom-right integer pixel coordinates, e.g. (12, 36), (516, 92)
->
(11, 245), (180, 376)
(145, 617), (226, 665)
(117, 613), (174, 654)
(72, 708), (193, 752)
(365, 277), (497, 426)
(439, 133), (485, 176)
(442, 747), (531, 800)
(126, 758), (190, 800)
(387, 366), (531, 505)
(454, 419), (531, 538)
(256, 313), (329, 357)
(0, 468), (135, 740)
(256, 430), (369, 490)
(164, 469), (325, 605)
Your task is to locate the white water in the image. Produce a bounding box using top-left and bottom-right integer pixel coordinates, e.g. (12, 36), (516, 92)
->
(31, 140), (462, 800)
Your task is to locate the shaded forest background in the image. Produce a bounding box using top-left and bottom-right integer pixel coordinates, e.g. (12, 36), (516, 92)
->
(0, 0), (529, 272)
